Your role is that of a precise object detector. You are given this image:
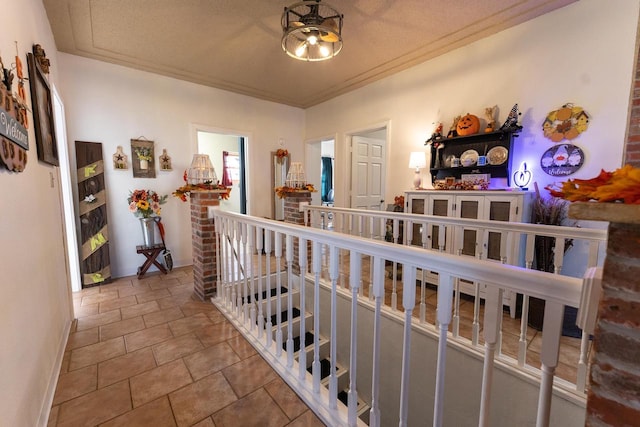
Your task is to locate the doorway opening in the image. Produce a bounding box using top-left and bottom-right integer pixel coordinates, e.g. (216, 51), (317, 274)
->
(305, 137), (335, 207)
(195, 128), (248, 215)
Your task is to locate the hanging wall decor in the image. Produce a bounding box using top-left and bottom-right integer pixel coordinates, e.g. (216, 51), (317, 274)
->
(540, 143), (584, 176)
(27, 52), (58, 166)
(131, 137), (156, 178)
(112, 145), (128, 169)
(0, 53), (29, 172)
(159, 148), (172, 171)
(543, 103), (589, 142)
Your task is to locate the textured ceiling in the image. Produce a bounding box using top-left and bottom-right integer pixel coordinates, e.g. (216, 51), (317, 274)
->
(43, 0), (576, 108)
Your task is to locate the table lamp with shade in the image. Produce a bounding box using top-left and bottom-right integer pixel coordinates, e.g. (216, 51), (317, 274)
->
(409, 152), (426, 189)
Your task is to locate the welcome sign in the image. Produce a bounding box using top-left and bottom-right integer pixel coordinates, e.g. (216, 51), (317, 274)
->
(0, 105), (28, 150)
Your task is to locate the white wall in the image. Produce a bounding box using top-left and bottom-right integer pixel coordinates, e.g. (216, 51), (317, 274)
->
(0, 1), (74, 425)
(305, 0), (639, 209)
(57, 55), (305, 277)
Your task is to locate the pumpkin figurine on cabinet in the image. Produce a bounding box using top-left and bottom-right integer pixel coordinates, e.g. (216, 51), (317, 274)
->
(447, 115), (461, 138)
(456, 113), (480, 136)
(484, 105), (497, 132)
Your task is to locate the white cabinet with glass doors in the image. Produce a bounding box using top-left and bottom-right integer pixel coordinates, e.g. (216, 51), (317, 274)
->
(404, 190), (533, 317)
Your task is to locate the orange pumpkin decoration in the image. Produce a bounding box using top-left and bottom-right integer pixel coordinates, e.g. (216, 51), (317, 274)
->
(456, 113), (480, 136)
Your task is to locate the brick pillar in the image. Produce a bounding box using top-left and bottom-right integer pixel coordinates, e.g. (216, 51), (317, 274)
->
(190, 190), (225, 301)
(569, 204), (640, 426)
(623, 24), (640, 167)
(284, 191), (311, 274)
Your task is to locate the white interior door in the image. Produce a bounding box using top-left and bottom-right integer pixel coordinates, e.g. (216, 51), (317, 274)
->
(350, 135), (386, 210)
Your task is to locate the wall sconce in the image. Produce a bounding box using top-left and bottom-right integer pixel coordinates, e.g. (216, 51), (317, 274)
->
(408, 152), (427, 189)
(188, 154), (217, 184)
(513, 161), (532, 190)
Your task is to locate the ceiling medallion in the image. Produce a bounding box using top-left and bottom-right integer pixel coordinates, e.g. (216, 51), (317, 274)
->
(281, 0), (343, 61)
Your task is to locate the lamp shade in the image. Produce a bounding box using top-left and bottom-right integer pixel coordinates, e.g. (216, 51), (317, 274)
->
(409, 152), (427, 169)
(282, 0), (343, 61)
(187, 154), (217, 185)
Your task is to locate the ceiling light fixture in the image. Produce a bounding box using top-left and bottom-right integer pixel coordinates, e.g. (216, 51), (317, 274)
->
(282, 0), (343, 62)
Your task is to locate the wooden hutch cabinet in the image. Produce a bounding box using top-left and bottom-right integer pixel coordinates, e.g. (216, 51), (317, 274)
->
(404, 190), (533, 316)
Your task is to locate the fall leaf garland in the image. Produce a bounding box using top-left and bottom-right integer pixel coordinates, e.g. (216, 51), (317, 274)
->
(545, 165), (640, 204)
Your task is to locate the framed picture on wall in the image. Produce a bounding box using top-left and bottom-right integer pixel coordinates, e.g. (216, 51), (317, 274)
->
(27, 52), (58, 166)
(130, 138), (156, 178)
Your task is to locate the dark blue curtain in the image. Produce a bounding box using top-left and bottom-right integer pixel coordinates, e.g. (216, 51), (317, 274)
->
(321, 157), (333, 202)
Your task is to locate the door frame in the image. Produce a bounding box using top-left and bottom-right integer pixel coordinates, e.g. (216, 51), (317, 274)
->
(345, 121), (390, 208)
(189, 123), (252, 215)
(305, 133), (337, 207)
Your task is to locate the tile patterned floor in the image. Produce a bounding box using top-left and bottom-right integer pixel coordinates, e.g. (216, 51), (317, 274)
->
(48, 266), (326, 427)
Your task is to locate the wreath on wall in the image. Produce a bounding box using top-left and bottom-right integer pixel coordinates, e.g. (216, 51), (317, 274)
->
(542, 103), (589, 142)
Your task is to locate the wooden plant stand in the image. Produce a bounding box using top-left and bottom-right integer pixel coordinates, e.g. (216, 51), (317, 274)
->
(136, 243), (168, 279)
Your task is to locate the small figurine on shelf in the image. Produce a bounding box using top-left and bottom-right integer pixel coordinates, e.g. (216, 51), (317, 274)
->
(424, 122), (443, 145)
(484, 105), (497, 132)
(499, 103), (523, 132)
(446, 115), (461, 138)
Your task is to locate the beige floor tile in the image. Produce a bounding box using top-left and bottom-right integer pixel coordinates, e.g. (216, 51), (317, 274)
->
(66, 327), (99, 351)
(152, 333), (204, 365)
(168, 283), (193, 295)
(286, 410), (327, 427)
(100, 396), (177, 427)
(136, 288), (172, 304)
(157, 293), (194, 309)
(264, 378), (308, 420)
(81, 289), (119, 306)
(117, 283), (152, 298)
(73, 303), (100, 318)
(149, 278), (181, 290)
(76, 286), (100, 297)
(52, 365), (97, 405)
(168, 312), (213, 336)
(180, 300), (217, 317)
(121, 300), (160, 319)
(98, 347), (157, 388)
(211, 388), (288, 427)
(56, 380), (131, 427)
(226, 334), (258, 360)
(143, 306), (185, 328)
(76, 309), (121, 331)
(69, 337), (126, 371)
(191, 417), (215, 427)
(125, 323), (173, 352)
(100, 316), (146, 341)
(169, 372), (238, 427)
(130, 359), (193, 407)
(206, 309), (227, 324)
(195, 321), (240, 347)
(184, 342), (240, 380)
(47, 405), (59, 427)
(222, 354), (278, 398)
(99, 295), (138, 313)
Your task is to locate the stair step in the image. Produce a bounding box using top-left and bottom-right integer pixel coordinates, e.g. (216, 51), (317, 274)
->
(268, 307), (300, 326)
(259, 289), (300, 315)
(247, 286), (288, 304)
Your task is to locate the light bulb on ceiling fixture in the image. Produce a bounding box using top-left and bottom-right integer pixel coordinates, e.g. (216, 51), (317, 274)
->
(319, 45), (330, 57)
(307, 34), (318, 45)
(295, 43), (307, 57)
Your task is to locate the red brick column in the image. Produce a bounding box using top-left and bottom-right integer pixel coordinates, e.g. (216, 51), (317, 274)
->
(570, 204), (640, 425)
(284, 191), (311, 274)
(190, 190), (224, 301)
(624, 27), (640, 167)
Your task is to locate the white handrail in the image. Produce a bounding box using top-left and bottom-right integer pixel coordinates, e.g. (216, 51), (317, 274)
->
(212, 210), (587, 427)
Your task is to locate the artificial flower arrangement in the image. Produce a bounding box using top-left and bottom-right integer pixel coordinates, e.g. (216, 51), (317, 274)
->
(134, 147), (153, 161)
(546, 164), (640, 204)
(128, 189), (168, 218)
(274, 183), (316, 199)
(172, 170), (231, 202)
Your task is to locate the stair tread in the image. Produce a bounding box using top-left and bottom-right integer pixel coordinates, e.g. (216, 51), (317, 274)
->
(247, 286), (288, 304)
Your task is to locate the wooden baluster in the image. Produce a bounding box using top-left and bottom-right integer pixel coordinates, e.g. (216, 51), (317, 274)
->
(241, 222), (249, 323)
(329, 245), (339, 409)
(275, 233), (283, 357)
(312, 241), (322, 394)
(256, 227), (264, 339)
(392, 218), (400, 311)
(398, 264), (416, 427)
(348, 251), (362, 427)
(479, 285), (503, 427)
(536, 301), (564, 427)
(298, 237), (308, 381)
(519, 233), (536, 366)
(247, 224), (256, 330)
(472, 280), (481, 346)
(576, 243), (601, 391)
(433, 272), (454, 427)
(368, 256), (385, 427)
(264, 230), (273, 348)
(452, 279), (460, 338)
(286, 234), (294, 367)
(420, 222), (428, 324)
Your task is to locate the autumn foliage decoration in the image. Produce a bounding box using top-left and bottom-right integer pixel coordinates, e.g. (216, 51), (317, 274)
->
(172, 170), (231, 202)
(545, 165), (640, 204)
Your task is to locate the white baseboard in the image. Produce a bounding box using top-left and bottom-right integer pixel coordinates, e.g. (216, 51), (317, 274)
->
(37, 319), (72, 427)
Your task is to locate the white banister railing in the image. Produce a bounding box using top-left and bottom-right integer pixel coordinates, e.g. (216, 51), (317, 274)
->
(212, 210), (590, 427)
(305, 205), (606, 394)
